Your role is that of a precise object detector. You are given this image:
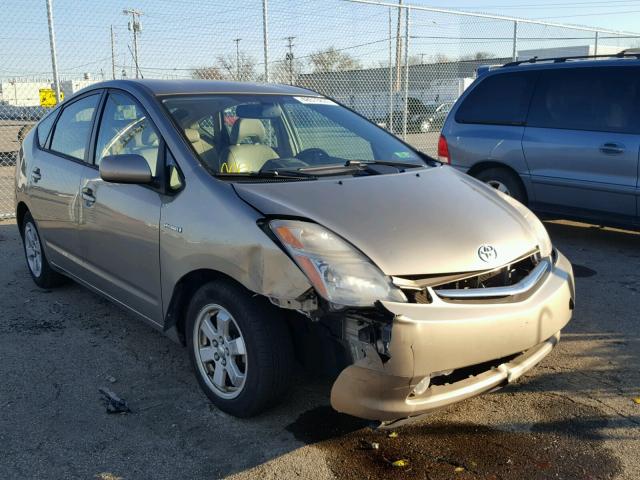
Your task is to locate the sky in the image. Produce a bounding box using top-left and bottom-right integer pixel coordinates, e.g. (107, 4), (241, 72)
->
(2, 0), (640, 82)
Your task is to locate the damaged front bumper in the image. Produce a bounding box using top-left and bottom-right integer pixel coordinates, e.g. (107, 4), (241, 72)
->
(330, 250), (574, 421)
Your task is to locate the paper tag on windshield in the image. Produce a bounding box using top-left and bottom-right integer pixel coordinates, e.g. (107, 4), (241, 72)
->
(294, 96), (337, 106)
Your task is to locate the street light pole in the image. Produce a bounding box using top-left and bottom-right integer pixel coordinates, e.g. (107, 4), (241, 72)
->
(45, 0), (61, 103)
(262, 0), (269, 82)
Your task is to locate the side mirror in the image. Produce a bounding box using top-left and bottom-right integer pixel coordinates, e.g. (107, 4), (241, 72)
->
(100, 154), (153, 184)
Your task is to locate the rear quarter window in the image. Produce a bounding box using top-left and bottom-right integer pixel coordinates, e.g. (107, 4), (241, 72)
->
(455, 71), (536, 126)
(527, 66), (640, 134)
(36, 110), (57, 147)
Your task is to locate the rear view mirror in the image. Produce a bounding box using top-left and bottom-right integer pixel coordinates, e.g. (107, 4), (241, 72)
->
(100, 154), (153, 184)
(235, 103), (282, 118)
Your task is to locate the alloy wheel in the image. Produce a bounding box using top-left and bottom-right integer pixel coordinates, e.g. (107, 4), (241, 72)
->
(24, 222), (42, 277)
(193, 304), (247, 399)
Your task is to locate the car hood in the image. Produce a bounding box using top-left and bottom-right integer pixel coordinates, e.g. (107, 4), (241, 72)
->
(233, 166), (540, 276)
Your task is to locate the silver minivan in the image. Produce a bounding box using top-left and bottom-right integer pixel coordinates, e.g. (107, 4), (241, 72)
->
(15, 80), (575, 423)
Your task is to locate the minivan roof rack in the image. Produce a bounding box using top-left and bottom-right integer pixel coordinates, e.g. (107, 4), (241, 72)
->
(502, 51), (640, 68)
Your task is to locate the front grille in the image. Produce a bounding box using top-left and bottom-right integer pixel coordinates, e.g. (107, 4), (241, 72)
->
(434, 253), (539, 292)
(397, 252), (541, 303)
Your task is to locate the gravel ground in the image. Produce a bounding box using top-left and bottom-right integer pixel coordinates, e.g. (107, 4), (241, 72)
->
(0, 218), (638, 480)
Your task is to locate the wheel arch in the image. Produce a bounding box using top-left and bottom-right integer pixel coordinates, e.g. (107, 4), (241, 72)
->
(467, 161), (529, 204)
(164, 268), (251, 345)
(16, 201), (30, 235)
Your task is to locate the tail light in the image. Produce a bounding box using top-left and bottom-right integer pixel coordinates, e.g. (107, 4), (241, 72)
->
(437, 134), (450, 164)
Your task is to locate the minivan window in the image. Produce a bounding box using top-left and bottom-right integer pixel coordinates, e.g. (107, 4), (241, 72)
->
(163, 94), (422, 175)
(37, 110), (57, 147)
(455, 71), (536, 126)
(95, 92), (161, 176)
(50, 94), (100, 161)
(527, 67), (640, 134)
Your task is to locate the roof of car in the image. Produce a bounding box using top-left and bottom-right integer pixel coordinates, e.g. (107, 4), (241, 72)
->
(84, 79), (321, 97)
(496, 55), (640, 72)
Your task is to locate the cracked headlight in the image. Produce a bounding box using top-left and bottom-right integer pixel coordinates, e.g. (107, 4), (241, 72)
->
(270, 220), (407, 307)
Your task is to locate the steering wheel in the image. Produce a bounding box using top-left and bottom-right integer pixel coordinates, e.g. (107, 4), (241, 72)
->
(297, 148), (332, 163)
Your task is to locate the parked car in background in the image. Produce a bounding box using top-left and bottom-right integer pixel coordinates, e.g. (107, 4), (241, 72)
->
(377, 97), (452, 133)
(16, 79), (574, 423)
(440, 55), (640, 228)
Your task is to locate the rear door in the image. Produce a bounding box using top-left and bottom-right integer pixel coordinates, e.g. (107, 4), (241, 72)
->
(522, 66), (640, 221)
(78, 90), (163, 323)
(27, 92), (102, 276)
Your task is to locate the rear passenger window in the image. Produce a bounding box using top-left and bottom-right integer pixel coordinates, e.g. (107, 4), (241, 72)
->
(527, 67), (640, 134)
(95, 92), (161, 176)
(37, 110), (57, 147)
(455, 72), (536, 126)
(50, 94), (100, 161)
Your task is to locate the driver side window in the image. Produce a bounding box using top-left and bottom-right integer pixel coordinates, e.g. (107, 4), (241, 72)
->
(95, 92), (161, 176)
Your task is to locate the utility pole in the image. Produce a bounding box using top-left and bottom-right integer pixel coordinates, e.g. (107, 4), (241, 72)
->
(45, 0), (61, 103)
(395, 0), (403, 92)
(110, 25), (116, 80)
(262, 0), (269, 82)
(284, 36), (295, 85)
(123, 8), (143, 78)
(233, 38), (242, 80)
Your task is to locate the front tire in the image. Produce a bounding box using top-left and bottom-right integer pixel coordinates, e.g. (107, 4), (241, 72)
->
(21, 212), (66, 288)
(475, 167), (527, 204)
(186, 280), (294, 417)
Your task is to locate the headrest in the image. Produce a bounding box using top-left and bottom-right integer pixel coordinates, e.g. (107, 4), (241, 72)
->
(230, 118), (266, 145)
(184, 128), (201, 144)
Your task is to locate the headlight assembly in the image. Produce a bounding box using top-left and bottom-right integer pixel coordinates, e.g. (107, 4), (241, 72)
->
(270, 219), (406, 307)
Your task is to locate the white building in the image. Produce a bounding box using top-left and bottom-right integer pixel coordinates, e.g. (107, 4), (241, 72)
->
(0, 76), (100, 107)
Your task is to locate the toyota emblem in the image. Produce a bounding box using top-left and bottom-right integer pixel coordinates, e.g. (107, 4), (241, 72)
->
(478, 244), (498, 263)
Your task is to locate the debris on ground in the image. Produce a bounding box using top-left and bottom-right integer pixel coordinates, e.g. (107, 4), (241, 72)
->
(387, 431), (399, 438)
(454, 466), (466, 473)
(389, 458), (409, 468)
(99, 387), (131, 414)
(358, 439), (379, 450)
(105, 375), (117, 384)
(633, 397), (640, 405)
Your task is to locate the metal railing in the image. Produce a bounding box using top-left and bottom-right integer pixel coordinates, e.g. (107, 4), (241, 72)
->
(0, 0), (638, 218)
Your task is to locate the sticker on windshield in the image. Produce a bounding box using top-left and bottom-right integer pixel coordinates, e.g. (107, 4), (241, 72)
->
(294, 96), (337, 106)
(394, 151), (413, 158)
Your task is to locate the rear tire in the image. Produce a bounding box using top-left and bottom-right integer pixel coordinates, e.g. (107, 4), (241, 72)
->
(21, 212), (67, 288)
(186, 280), (294, 417)
(475, 167), (527, 204)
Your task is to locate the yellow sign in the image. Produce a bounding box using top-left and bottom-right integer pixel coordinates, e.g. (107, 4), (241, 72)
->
(39, 88), (63, 107)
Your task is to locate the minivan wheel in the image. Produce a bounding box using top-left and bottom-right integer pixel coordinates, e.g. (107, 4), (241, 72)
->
(186, 280), (294, 417)
(475, 168), (526, 204)
(21, 212), (66, 288)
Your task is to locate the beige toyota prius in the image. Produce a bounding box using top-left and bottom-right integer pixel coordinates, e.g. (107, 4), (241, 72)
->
(15, 80), (574, 424)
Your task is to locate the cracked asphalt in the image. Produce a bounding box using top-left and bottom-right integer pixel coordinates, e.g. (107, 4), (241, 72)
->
(0, 218), (638, 479)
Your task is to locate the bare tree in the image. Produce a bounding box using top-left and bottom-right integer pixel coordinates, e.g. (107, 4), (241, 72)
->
(192, 65), (224, 80)
(460, 51), (493, 61)
(308, 47), (362, 73)
(192, 53), (257, 81)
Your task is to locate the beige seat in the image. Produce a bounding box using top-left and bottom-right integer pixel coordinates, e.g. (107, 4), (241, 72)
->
(219, 119), (278, 173)
(184, 128), (218, 170)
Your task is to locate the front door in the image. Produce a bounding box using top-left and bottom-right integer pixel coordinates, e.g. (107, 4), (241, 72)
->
(522, 66), (640, 221)
(78, 90), (163, 323)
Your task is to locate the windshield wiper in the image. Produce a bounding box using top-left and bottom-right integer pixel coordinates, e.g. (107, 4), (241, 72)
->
(215, 170), (316, 180)
(344, 159), (424, 169)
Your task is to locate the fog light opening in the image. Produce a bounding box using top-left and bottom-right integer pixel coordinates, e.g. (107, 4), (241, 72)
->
(412, 376), (431, 396)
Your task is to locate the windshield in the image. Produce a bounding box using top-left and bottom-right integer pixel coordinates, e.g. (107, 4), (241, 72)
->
(162, 94), (426, 176)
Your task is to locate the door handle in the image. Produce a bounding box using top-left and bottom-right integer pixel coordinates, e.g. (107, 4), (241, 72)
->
(81, 186), (96, 204)
(600, 142), (625, 155)
(31, 167), (41, 182)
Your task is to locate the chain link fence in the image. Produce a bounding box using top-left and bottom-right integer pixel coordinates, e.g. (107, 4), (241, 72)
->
(1, 0), (638, 218)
